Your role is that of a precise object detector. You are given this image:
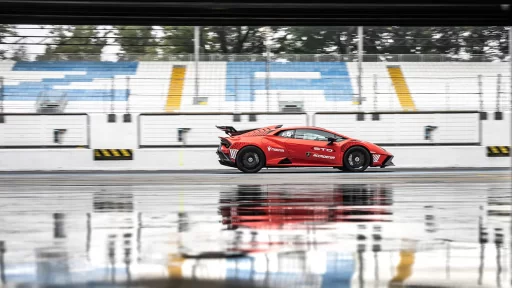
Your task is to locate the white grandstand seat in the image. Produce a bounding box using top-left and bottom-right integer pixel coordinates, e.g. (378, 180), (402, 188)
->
(0, 60), (509, 113)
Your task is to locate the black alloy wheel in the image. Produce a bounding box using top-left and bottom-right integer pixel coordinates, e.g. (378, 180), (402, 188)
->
(236, 146), (265, 173)
(342, 146), (371, 172)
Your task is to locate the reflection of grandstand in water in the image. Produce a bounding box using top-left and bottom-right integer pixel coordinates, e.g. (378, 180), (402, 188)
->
(87, 188), (168, 283)
(224, 251), (354, 288)
(219, 184), (393, 230)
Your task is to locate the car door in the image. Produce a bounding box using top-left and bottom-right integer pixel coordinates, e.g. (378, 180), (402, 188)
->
(284, 129), (341, 166)
(262, 129), (295, 163)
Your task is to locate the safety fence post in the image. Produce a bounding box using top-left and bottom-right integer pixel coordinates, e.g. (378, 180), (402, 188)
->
(496, 74), (501, 113)
(478, 75), (483, 112)
(111, 76), (115, 114)
(234, 77), (238, 113)
(373, 74), (377, 112)
(126, 76), (130, 114)
(123, 76), (131, 122)
(0, 76), (4, 123)
(250, 76), (254, 112)
(445, 82), (450, 110)
(107, 76), (116, 122)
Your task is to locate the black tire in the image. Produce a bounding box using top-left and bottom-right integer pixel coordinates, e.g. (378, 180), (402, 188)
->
(236, 146), (266, 173)
(343, 146), (371, 172)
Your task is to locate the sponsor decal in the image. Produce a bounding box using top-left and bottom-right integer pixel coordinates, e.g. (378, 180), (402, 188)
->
(306, 152), (311, 157)
(313, 153), (335, 160)
(229, 149), (239, 159)
(313, 147), (334, 153)
(267, 146), (285, 153)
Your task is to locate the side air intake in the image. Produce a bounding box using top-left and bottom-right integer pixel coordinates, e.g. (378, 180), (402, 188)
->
(278, 158), (292, 164)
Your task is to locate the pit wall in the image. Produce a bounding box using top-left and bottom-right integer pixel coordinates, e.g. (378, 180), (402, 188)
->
(0, 111), (509, 171)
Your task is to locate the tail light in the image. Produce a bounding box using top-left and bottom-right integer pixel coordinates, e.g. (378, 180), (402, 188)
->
(220, 138), (231, 148)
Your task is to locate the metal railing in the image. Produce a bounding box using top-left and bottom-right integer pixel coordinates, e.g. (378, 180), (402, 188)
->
(20, 53), (510, 62)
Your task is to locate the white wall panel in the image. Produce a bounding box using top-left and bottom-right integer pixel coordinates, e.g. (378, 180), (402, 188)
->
(139, 113), (308, 146)
(89, 113), (138, 149)
(314, 112), (480, 144)
(481, 112), (511, 146)
(0, 114), (88, 147)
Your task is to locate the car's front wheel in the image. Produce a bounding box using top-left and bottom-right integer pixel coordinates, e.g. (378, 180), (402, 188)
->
(342, 146), (371, 172)
(236, 146), (265, 173)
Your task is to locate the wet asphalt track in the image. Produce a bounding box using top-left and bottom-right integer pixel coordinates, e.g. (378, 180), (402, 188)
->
(0, 168), (510, 288)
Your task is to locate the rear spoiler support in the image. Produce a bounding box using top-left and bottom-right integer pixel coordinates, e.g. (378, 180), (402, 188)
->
(216, 125), (282, 136)
(215, 126), (239, 136)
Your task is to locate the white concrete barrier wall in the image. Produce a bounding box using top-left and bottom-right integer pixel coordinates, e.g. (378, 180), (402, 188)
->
(0, 114), (89, 147)
(313, 112), (480, 144)
(89, 113), (138, 149)
(139, 113), (308, 147)
(0, 146), (508, 171)
(481, 111), (511, 146)
(0, 111), (509, 171)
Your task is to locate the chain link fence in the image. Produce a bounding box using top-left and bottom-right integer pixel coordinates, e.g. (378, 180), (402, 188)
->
(0, 54), (509, 113)
(17, 53), (510, 62)
(0, 75), (510, 113)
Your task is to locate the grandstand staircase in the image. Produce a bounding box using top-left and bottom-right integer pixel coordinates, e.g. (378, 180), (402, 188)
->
(165, 65), (186, 112)
(387, 66), (416, 111)
(36, 91), (68, 113)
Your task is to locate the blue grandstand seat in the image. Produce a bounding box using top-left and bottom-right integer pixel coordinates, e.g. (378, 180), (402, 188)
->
(225, 62), (354, 101)
(4, 61), (138, 101)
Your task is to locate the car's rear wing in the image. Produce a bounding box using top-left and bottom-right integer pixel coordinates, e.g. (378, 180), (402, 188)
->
(216, 125), (282, 136)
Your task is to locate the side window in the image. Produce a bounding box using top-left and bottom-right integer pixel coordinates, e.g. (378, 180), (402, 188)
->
(295, 129), (339, 141)
(278, 130), (295, 138)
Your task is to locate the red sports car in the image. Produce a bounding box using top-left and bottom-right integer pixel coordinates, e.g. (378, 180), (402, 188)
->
(216, 125), (394, 173)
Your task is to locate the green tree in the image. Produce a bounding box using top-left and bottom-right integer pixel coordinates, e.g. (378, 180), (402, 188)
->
(482, 26), (510, 60)
(360, 26), (509, 60)
(272, 27), (356, 55)
(202, 26), (266, 54)
(11, 45), (28, 61)
(160, 26), (195, 54)
(457, 26), (509, 60)
(0, 24), (17, 60)
(113, 26), (158, 60)
(37, 25), (107, 61)
(159, 26), (267, 56)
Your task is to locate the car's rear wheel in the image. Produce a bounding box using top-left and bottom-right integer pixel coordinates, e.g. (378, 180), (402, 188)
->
(343, 146), (371, 172)
(236, 146), (265, 173)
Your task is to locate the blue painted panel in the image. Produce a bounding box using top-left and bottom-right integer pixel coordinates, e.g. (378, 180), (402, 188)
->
(225, 254), (354, 288)
(5, 61), (138, 101)
(225, 62), (354, 102)
(321, 252), (354, 288)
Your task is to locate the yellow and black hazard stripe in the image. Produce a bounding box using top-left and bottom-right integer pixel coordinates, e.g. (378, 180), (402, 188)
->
(487, 146), (510, 157)
(94, 149), (133, 160)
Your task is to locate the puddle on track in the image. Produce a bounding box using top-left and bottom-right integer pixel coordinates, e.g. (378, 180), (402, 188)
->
(0, 181), (510, 288)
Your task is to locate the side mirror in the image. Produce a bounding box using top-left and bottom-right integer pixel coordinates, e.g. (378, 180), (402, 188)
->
(327, 137), (336, 145)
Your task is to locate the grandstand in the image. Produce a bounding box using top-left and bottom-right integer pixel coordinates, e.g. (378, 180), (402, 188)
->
(0, 58), (509, 113)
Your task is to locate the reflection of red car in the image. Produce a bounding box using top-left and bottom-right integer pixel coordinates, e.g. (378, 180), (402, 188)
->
(216, 125), (394, 173)
(219, 184), (393, 230)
